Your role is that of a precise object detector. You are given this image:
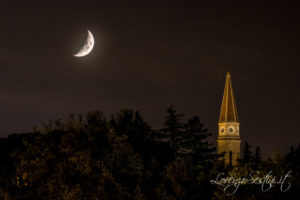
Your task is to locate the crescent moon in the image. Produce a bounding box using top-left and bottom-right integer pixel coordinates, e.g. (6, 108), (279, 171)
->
(74, 30), (95, 57)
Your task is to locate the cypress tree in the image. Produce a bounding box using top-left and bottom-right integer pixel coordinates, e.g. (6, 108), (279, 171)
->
(254, 146), (261, 168)
(243, 141), (253, 164)
(160, 105), (184, 153)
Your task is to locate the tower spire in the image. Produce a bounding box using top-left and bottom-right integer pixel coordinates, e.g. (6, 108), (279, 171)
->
(219, 72), (239, 122)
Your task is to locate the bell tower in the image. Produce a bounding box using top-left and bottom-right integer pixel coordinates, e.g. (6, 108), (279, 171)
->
(217, 72), (241, 165)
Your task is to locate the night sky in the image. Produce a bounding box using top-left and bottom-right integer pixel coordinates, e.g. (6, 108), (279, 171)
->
(0, 1), (299, 159)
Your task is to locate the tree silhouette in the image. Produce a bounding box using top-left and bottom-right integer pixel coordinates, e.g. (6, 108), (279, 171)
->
(0, 108), (298, 199)
(242, 141), (253, 165)
(160, 105), (184, 154)
(181, 116), (217, 170)
(254, 146), (261, 168)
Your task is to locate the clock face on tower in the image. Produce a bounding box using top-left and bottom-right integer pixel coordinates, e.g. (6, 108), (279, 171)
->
(227, 125), (235, 134)
(220, 127), (225, 133)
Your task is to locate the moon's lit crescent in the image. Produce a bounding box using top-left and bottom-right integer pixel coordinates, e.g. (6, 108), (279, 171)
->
(74, 30), (95, 57)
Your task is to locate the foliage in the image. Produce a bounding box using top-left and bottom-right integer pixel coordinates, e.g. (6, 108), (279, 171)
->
(0, 107), (298, 199)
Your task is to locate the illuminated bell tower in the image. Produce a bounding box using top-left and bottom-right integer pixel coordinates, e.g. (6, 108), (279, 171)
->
(217, 72), (241, 165)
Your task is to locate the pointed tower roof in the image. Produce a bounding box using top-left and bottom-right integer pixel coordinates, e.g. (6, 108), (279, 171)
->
(219, 72), (239, 122)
